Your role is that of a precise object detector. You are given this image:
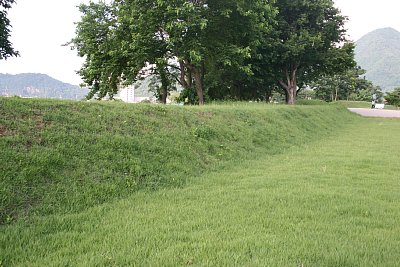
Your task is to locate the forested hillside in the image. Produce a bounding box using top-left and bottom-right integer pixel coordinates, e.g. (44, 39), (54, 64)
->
(355, 27), (400, 92)
(0, 73), (88, 100)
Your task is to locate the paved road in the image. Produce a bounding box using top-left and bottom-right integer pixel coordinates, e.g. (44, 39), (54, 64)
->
(348, 108), (400, 118)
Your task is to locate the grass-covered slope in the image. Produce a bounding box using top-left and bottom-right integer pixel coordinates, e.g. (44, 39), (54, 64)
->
(0, 97), (355, 224)
(2, 101), (400, 266)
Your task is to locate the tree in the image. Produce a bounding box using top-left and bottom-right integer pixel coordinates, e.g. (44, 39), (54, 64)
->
(148, 65), (178, 104)
(311, 67), (382, 102)
(68, 2), (129, 99)
(116, 0), (179, 103)
(71, 0), (276, 105)
(264, 0), (355, 104)
(117, 0), (275, 105)
(385, 88), (400, 108)
(0, 0), (19, 60)
(204, 0), (276, 102)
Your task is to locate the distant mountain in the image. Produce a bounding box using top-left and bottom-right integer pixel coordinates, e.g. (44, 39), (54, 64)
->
(0, 73), (89, 100)
(355, 27), (400, 92)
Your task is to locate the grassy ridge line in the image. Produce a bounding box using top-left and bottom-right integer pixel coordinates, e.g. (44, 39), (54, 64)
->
(0, 97), (355, 223)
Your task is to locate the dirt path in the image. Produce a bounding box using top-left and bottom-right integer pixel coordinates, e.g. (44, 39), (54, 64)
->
(348, 108), (400, 118)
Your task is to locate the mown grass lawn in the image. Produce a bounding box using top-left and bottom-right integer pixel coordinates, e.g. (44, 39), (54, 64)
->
(337, 100), (398, 110)
(1, 113), (400, 266)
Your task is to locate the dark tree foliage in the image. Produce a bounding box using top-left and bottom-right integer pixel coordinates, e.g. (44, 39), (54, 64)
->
(312, 67), (383, 102)
(265, 0), (355, 104)
(70, 0), (355, 105)
(70, 0), (276, 104)
(0, 0), (19, 60)
(385, 88), (400, 108)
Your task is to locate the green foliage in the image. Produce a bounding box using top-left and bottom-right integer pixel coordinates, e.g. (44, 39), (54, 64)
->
(262, 0), (355, 104)
(0, 0), (18, 60)
(203, 0), (277, 101)
(68, 1), (126, 99)
(312, 66), (383, 102)
(385, 88), (400, 107)
(69, 0), (276, 105)
(0, 97), (355, 224)
(148, 68), (178, 103)
(69, 0), (356, 105)
(176, 86), (199, 105)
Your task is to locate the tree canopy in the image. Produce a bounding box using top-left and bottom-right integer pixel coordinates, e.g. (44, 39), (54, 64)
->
(70, 0), (355, 105)
(311, 66), (383, 102)
(0, 0), (19, 60)
(264, 0), (355, 104)
(385, 88), (400, 108)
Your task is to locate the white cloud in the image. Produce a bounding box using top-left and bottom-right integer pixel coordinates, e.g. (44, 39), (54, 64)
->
(0, 0), (86, 85)
(335, 0), (400, 41)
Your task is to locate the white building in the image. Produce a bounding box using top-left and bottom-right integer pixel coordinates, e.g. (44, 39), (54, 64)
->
(118, 85), (152, 103)
(119, 85), (136, 103)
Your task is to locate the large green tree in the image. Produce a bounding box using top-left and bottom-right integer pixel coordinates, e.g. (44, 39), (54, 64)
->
(265, 0), (355, 104)
(312, 67), (383, 102)
(69, 2), (127, 99)
(71, 0), (276, 105)
(0, 0), (19, 60)
(120, 0), (276, 105)
(205, 1), (277, 102)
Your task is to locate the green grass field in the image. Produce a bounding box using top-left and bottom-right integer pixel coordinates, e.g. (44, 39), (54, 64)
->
(0, 97), (353, 224)
(336, 100), (398, 110)
(1, 98), (400, 266)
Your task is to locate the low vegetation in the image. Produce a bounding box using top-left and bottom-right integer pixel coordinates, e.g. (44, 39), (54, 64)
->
(336, 100), (397, 109)
(0, 97), (355, 224)
(385, 88), (400, 108)
(1, 97), (400, 266)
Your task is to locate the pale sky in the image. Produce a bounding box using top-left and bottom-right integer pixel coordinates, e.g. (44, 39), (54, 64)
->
(0, 0), (399, 85)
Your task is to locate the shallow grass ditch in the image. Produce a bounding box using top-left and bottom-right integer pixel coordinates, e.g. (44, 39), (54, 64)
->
(1, 107), (400, 266)
(0, 97), (356, 224)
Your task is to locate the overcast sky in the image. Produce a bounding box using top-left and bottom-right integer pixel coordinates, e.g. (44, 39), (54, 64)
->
(1, 0), (399, 85)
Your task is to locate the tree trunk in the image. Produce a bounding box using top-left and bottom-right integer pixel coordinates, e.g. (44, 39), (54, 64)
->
(183, 59), (205, 106)
(179, 60), (192, 89)
(193, 68), (204, 105)
(334, 86), (338, 102)
(159, 67), (169, 104)
(265, 89), (272, 103)
(286, 85), (297, 105)
(160, 78), (168, 105)
(278, 65), (298, 105)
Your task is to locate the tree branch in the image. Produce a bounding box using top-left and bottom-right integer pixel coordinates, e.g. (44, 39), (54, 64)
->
(278, 80), (289, 90)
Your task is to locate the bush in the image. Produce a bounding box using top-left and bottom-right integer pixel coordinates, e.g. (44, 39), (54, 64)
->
(385, 88), (400, 107)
